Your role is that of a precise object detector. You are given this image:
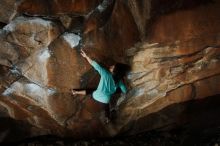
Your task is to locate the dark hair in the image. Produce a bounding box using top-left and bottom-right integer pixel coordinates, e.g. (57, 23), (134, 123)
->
(112, 63), (130, 84)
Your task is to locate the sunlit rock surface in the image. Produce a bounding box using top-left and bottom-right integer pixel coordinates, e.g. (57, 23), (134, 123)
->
(0, 0), (220, 143)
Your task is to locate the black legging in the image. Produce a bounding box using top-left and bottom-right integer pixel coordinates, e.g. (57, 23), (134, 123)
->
(85, 89), (110, 119)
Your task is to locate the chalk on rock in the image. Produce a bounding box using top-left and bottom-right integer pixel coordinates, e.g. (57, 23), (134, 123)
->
(62, 33), (81, 48)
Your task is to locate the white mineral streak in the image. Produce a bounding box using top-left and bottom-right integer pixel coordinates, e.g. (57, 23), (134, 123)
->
(3, 16), (58, 49)
(3, 17), (51, 31)
(97, 5), (105, 12)
(28, 18), (51, 27)
(2, 85), (16, 96)
(38, 49), (50, 62)
(97, 0), (109, 12)
(62, 33), (81, 48)
(25, 83), (55, 99)
(23, 48), (50, 86)
(3, 21), (15, 32)
(2, 81), (56, 105)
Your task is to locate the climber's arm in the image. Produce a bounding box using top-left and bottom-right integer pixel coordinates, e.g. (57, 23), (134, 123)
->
(118, 80), (127, 94)
(80, 49), (105, 75)
(72, 90), (86, 95)
(80, 49), (93, 65)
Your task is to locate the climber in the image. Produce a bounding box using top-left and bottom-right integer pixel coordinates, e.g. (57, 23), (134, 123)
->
(72, 49), (128, 123)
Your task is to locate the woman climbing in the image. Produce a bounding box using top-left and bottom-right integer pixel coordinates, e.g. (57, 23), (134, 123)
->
(72, 49), (128, 123)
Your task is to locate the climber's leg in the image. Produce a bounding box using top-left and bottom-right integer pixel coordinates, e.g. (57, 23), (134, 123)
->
(104, 104), (111, 123)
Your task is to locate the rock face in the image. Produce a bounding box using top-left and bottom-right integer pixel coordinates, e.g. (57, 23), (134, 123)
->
(0, 0), (220, 143)
(0, 0), (18, 23)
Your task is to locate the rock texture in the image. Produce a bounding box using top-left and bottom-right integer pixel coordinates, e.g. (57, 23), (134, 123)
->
(0, 0), (220, 143)
(0, 0), (18, 23)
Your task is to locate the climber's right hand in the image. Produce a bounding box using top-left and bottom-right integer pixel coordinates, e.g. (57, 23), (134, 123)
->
(71, 89), (78, 95)
(80, 49), (87, 58)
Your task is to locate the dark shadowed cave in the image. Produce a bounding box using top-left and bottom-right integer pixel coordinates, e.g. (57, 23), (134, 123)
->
(0, 0), (220, 146)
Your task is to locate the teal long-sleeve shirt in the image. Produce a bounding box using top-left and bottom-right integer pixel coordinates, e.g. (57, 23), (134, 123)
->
(91, 61), (127, 104)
